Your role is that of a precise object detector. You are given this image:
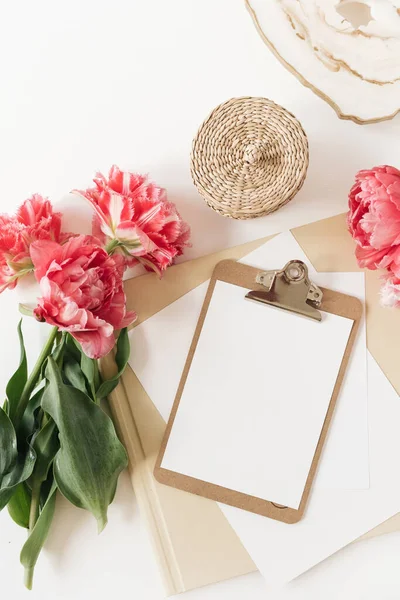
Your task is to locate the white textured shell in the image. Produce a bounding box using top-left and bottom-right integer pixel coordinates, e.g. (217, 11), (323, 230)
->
(246, 0), (400, 124)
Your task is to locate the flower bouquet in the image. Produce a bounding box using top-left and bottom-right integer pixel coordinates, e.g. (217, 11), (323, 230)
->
(0, 166), (190, 589)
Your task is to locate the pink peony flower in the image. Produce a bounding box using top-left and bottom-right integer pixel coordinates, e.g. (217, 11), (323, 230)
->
(73, 165), (191, 275)
(347, 165), (400, 271)
(31, 235), (136, 359)
(0, 195), (65, 293)
(380, 273), (400, 308)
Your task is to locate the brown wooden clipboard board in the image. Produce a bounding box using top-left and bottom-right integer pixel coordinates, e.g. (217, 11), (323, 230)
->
(154, 259), (362, 524)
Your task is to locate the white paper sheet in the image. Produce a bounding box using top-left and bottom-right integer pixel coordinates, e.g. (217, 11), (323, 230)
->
(129, 232), (369, 490)
(219, 353), (400, 586)
(161, 281), (353, 509)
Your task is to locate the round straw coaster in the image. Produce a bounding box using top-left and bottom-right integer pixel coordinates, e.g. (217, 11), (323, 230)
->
(190, 97), (309, 220)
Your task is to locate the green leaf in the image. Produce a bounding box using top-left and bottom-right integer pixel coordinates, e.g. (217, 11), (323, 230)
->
(0, 407), (18, 477)
(0, 407), (36, 510)
(80, 352), (97, 400)
(18, 303), (34, 317)
(20, 482), (57, 590)
(42, 358), (127, 531)
(7, 483), (31, 528)
(52, 334), (66, 366)
(18, 387), (44, 447)
(0, 448), (36, 510)
(30, 418), (60, 484)
(93, 358), (101, 392)
(6, 320), (28, 423)
(39, 334), (66, 381)
(63, 359), (88, 394)
(80, 351), (94, 383)
(65, 334), (82, 363)
(96, 329), (130, 399)
(39, 475), (53, 509)
(70, 335), (100, 398)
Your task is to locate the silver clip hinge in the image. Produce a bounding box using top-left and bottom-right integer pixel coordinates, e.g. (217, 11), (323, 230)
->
(247, 260), (323, 321)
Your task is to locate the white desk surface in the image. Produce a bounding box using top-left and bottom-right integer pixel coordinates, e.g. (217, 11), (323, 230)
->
(1, 1), (400, 598)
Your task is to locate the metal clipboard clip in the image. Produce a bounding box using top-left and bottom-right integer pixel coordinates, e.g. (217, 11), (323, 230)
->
(245, 260), (323, 321)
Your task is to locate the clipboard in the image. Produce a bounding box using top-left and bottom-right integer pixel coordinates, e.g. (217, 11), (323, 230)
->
(154, 259), (362, 524)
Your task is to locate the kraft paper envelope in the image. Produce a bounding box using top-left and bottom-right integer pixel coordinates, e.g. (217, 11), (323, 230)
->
(105, 213), (400, 594)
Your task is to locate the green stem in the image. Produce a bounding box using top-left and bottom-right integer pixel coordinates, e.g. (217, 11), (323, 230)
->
(92, 359), (100, 404)
(28, 482), (41, 531)
(14, 327), (58, 430)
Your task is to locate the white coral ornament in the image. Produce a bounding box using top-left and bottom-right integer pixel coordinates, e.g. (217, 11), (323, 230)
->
(246, 0), (400, 123)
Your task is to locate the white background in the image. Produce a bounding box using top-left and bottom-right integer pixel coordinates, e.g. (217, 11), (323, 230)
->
(1, 1), (400, 598)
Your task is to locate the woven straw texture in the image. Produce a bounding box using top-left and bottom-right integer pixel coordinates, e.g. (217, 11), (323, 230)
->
(191, 97), (309, 220)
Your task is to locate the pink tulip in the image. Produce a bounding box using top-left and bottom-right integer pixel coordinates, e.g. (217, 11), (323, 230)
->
(31, 235), (136, 359)
(73, 165), (190, 275)
(0, 195), (65, 292)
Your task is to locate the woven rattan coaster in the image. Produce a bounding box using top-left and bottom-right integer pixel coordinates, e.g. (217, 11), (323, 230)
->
(190, 97), (309, 220)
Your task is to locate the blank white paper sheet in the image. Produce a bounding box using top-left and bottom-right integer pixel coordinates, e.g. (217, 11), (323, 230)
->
(161, 280), (354, 510)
